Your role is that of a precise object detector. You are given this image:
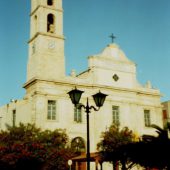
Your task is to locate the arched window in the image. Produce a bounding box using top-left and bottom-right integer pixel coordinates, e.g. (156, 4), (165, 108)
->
(47, 0), (53, 6)
(47, 14), (55, 33)
(34, 15), (37, 33)
(71, 137), (86, 153)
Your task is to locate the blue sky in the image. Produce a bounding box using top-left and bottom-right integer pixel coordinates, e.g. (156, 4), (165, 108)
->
(0, 0), (170, 106)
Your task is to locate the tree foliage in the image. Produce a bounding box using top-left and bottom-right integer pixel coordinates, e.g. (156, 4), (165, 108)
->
(125, 124), (170, 169)
(97, 125), (133, 152)
(97, 124), (135, 170)
(97, 124), (170, 170)
(0, 123), (75, 170)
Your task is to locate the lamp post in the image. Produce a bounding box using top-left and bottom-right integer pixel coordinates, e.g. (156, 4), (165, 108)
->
(68, 159), (72, 170)
(68, 87), (107, 170)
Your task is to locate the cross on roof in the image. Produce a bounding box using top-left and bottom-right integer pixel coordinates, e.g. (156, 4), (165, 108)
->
(109, 33), (116, 43)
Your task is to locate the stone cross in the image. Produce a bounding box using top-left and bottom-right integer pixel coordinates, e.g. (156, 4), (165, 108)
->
(109, 33), (116, 43)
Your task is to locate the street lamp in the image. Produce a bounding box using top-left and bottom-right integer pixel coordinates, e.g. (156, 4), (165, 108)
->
(68, 87), (107, 170)
(68, 159), (72, 170)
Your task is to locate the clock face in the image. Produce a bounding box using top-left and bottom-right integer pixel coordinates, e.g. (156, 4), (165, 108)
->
(48, 41), (55, 49)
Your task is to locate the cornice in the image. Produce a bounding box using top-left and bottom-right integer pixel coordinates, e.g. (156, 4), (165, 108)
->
(30, 5), (63, 16)
(28, 32), (65, 43)
(23, 77), (161, 98)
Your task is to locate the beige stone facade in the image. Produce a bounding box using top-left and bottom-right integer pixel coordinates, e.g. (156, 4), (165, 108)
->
(27, 0), (65, 81)
(0, 0), (163, 169)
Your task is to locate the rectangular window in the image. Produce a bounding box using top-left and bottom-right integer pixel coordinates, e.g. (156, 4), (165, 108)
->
(12, 110), (16, 127)
(112, 106), (119, 126)
(144, 110), (151, 127)
(74, 104), (82, 123)
(47, 100), (56, 120)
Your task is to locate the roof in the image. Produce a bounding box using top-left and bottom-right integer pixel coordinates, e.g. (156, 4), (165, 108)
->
(95, 43), (132, 63)
(71, 152), (102, 162)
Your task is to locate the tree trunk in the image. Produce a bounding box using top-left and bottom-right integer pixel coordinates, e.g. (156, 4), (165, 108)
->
(121, 160), (126, 170)
(112, 161), (118, 170)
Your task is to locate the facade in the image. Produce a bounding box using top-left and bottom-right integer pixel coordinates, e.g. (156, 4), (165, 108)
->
(0, 0), (163, 169)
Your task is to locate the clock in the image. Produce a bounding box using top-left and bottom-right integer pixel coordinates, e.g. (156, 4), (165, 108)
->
(48, 41), (55, 49)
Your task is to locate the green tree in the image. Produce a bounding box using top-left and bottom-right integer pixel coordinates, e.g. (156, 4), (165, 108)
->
(126, 124), (170, 169)
(97, 124), (135, 170)
(0, 123), (74, 170)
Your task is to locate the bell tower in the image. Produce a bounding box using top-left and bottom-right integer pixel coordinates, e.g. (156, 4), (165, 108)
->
(27, 0), (65, 82)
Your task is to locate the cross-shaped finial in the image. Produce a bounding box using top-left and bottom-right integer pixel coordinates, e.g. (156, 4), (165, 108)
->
(109, 33), (116, 43)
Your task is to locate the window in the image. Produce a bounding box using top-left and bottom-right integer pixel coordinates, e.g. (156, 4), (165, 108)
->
(12, 110), (16, 127)
(113, 74), (119, 81)
(144, 110), (151, 127)
(112, 106), (119, 126)
(47, 0), (53, 6)
(34, 15), (37, 34)
(74, 104), (82, 123)
(71, 137), (86, 153)
(47, 100), (56, 120)
(47, 14), (55, 33)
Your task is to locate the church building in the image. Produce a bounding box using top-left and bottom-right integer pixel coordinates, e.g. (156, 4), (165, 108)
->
(0, 0), (163, 169)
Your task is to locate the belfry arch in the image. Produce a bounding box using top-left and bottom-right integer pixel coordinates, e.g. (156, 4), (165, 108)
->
(47, 0), (53, 6)
(47, 13), (55, 33)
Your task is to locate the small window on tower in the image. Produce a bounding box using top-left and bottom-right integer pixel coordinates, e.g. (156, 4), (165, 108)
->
(47, 14), (55, 33)
(34, 15), (37, 33)
(12, 110), (16, 127)
(47, 0), (53, 6)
